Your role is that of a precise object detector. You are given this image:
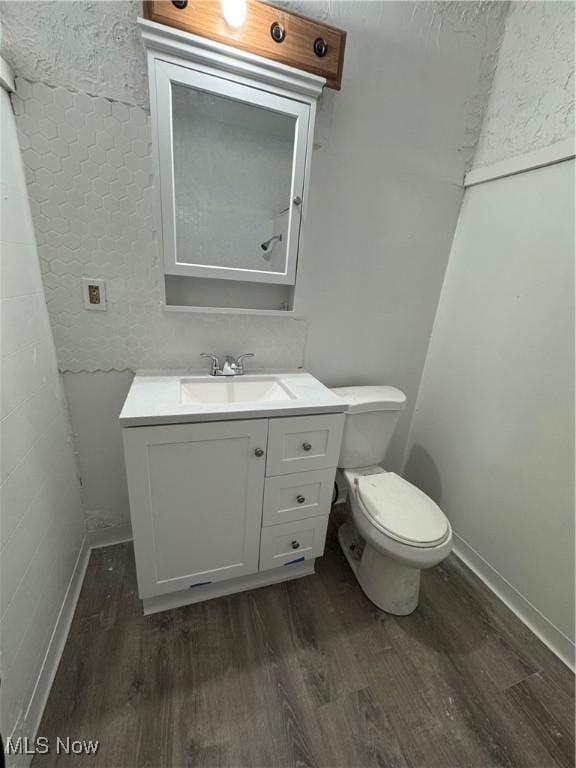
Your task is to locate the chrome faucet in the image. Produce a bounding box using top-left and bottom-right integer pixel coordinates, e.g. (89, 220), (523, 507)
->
(200, 353), (254, 376)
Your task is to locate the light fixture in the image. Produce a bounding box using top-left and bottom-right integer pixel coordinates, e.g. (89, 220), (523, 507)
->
(221, 0), (247, 29)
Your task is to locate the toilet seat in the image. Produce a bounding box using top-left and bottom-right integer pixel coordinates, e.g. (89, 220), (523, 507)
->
(355, 472), (449, 549)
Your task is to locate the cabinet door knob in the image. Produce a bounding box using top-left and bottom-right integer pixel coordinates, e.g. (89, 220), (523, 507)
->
(293, 195), (302, 206)
(297, 495), (306, 504)
(254, 448), (264, 457)
(291, 540), (300, 549)
(302, 442), (312, 452)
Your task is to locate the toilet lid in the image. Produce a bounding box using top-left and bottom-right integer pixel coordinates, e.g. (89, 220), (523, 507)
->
(356, 473), (448, 547)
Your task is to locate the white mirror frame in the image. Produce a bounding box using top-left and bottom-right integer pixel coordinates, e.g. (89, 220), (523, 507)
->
(139, 19), (325, 290)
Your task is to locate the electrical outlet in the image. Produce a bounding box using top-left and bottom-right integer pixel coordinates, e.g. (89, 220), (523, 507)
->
(82, 278), (107, 311)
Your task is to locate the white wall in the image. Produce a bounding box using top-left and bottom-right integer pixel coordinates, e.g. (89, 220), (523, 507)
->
(404, 160), (575, 663)
(404, 1), (575, 666)
(294, 1), (508, 467)
(62, 370), (133, 531)
(2, 1), (508, 530)
(0, 79), (84, 749)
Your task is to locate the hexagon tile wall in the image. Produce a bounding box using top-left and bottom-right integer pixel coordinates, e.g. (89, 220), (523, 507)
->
(13, 78), (307, 373)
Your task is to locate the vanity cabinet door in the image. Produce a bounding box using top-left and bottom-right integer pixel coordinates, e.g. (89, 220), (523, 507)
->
(123, 420), (268, 599)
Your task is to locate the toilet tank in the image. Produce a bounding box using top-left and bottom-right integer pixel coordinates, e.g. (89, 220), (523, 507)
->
(330, 386), (407, 469)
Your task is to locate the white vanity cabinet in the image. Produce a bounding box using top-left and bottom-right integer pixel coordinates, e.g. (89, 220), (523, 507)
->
(122, 411), (344, 612)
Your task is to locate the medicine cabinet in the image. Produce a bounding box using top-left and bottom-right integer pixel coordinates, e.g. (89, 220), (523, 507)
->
(139, 19), (325, 311)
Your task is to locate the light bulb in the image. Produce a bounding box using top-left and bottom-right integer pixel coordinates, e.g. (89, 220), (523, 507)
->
(221, 0), (247, 29)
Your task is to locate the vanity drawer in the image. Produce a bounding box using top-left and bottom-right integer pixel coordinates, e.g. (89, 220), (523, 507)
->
(266, 414), (344, 476)
(259, 516), (329, 571)
(262, 468), (335, 526)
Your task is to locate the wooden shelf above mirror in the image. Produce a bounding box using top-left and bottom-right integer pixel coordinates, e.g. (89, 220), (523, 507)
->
(143, 0), (346, 89)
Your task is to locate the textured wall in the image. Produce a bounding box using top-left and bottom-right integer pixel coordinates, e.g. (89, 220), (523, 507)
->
(0, 1), (508, 159)
(7, 1), (508, 377)
(0, 85), (84, 746)
(0, 0), (148, 108)
(12, 78), (307, 373)
(473, 1), (575, 168)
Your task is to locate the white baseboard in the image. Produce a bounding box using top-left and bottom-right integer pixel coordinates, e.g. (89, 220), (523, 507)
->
(86, 522), (133, 549)
(15, 534), (92, 766)
(453, 533), (575, 671)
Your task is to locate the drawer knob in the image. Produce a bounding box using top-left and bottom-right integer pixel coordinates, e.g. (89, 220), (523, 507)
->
(291, 540), (300, 550)
(302, 442), (312, 452)
(297, 495), (306, 504)
(254, 448), (264, 457)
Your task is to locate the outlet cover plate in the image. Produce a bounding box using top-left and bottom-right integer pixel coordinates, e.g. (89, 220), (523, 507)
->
(82, 278), (107, 310)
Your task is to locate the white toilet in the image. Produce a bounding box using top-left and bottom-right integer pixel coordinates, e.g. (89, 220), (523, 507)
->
(331, 386), (452, 615)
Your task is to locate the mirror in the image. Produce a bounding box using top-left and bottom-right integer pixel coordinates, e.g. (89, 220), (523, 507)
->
(172, 84), (294, 276)
(155, 60), (311, 286)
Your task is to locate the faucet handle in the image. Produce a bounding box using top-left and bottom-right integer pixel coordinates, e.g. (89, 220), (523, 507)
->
(200, 353), (220, 376)
(234, 353), (254, 374)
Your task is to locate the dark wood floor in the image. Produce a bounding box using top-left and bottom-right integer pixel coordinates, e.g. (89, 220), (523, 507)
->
(35, 511), (574, 768)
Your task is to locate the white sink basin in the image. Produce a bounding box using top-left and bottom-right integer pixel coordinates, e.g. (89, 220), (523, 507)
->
(120, 371), (345, 426)
(181, 376), (296, 404)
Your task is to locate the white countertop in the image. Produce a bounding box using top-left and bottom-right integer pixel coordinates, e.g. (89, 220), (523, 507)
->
(119, 370), (346, 427)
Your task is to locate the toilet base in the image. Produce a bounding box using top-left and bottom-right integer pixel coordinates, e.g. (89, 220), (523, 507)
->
(338, 522), (421, 616)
